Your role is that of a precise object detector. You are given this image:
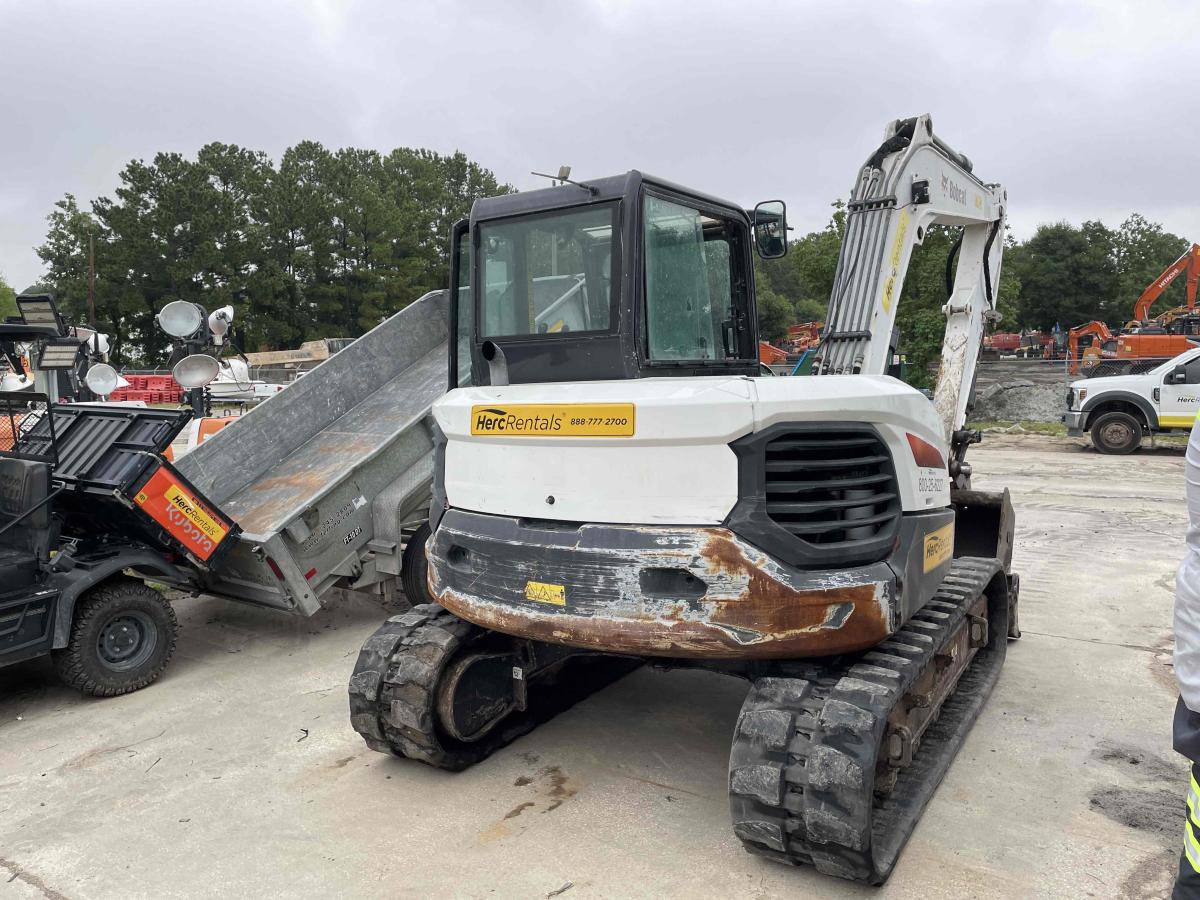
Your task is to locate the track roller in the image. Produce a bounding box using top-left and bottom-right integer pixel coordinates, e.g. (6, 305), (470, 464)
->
(349, 604), (639, 770)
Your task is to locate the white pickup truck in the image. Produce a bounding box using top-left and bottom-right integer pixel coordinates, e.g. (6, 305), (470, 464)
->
(1064, 346), (1200, 453)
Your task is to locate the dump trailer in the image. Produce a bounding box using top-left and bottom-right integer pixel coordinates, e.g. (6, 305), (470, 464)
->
(350, 115), (1021, 885)
(173, 291), (448, 615)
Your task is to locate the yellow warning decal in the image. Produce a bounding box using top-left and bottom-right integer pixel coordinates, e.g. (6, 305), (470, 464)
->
(161, 483), (228, 542)
(471, 404), (635, 437)
(881, 208), (910, 314)
(923, 522), (954, 573)
(524, 580), (566, 606)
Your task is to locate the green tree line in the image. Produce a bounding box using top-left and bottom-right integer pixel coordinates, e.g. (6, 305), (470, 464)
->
(0, 273), (16, 319)
(756, 204), (1192, 382)
(35, 143), (510, 365)
(29, 145), (1191, 376)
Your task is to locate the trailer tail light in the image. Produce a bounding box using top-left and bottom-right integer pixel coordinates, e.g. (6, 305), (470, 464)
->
(304, 567), (318, 581)
(906, 433), (945, 470)
(266, 557), (284, 580)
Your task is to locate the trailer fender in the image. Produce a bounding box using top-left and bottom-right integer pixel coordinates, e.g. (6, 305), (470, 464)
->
(48, 551), (185, 649)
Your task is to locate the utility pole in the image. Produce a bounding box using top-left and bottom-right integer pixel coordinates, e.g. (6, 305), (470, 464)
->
(87, 228), (97, 330)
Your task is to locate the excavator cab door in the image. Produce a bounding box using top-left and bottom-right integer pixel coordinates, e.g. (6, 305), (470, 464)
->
(448, 219), (473, 389)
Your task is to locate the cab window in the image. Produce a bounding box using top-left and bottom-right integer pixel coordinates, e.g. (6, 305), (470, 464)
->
(479, 204), (617, 339)
(643, 195), (749, 361)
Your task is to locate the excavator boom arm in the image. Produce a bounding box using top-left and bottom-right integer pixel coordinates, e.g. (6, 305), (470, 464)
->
(1132, 243), (1200, 321)
(814, 115), (1007, 445)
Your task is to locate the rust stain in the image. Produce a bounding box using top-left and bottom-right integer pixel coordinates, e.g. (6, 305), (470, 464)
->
(437, 529), (892, 660)
(220, 433), (378, 533)
(700, 534), (890, 653)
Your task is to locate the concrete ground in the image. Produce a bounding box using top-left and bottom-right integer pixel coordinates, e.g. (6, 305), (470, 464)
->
(0, 437), (1188, 899)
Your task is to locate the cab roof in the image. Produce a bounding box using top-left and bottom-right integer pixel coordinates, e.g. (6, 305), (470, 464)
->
(469, 170), (750, 225)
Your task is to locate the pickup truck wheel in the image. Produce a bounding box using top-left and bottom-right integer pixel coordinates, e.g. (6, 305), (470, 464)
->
(401, 523), (433, 606)
(53, 578), (178, 697)
(1091, 411), (1143, 455)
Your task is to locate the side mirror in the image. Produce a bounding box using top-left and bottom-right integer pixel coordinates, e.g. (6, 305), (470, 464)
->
(1171, 365), (1189, 384)
(753, 200), (787, 259)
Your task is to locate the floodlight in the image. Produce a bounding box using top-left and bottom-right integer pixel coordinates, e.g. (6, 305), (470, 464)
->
(85, 363), (120, 397)
(158, 300), (205, 338)
(77, 328), (111, 356)
(37, 339), (82, 369)
(220, 358), (250, 384)
(208, 305), (234, 339)
(16, 293), (66, 336)
(0, 372), (31, 392)
(173, 353), (220, 389)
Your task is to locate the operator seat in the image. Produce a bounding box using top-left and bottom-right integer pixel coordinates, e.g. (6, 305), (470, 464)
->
(0, 458), (51, 592)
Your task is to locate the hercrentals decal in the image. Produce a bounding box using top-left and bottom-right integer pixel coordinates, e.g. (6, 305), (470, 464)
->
(470, 403), (635, 437)
(922, 522), (954, 573)
(135, 464), (232, 561)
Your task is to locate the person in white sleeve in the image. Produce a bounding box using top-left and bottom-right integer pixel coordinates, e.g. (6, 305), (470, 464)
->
(1174, 412), (1200, 898)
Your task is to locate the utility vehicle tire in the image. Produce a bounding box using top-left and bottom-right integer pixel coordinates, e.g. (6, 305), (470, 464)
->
(401, 523), (433, 605)
(1091, 410), (1143, 455)
(53, 578), (178, 697)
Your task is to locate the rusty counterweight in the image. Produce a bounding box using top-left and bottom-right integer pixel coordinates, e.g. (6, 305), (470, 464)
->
(429, 511), (898, 660)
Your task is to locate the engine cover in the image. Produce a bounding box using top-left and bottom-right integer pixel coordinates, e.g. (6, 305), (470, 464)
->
(432, 374), (950, 526)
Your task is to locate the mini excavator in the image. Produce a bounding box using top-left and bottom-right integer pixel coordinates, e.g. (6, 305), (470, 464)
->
(350, 114), (1020, 885)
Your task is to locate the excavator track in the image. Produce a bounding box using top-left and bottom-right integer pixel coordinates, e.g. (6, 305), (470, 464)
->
(349, 604), (639, 771)
(728, 558), (1011, 884)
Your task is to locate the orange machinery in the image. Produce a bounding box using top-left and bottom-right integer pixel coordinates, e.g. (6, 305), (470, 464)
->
(758, 341), (789, 365)
(1127, 243), (1200, 326)
(1068, 244), (1200, 372)
(1068, 320), (1198, 373)
(786, 320), (823, 351)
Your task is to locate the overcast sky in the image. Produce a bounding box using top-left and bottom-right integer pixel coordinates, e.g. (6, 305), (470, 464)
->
(1, 0), (1198, 291)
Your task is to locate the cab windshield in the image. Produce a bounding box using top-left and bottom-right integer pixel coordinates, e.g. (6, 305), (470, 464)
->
(478, 204), (617, 339)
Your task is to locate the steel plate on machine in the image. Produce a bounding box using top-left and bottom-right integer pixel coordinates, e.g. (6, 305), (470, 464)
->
(470, 404), (635, 437)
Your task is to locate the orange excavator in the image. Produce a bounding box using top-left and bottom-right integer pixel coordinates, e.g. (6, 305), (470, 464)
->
(1127, 243), (1200, 326)
(1068, 244), (1200, 373)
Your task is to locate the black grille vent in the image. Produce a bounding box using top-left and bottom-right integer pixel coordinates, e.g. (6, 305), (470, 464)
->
(762, 429), (900, 547)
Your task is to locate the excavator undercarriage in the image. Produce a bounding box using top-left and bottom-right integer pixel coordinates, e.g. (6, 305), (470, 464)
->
(351, 556), (1014, 881)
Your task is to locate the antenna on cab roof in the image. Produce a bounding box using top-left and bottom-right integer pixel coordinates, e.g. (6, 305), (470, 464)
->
(530, 165), (598, 195)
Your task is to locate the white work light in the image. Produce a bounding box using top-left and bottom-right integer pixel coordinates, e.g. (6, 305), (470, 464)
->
(84, 363), (120, 397)
(158, 300), (205, 338)
(173, 353), (221, 389)
(208, 305), (234, 340)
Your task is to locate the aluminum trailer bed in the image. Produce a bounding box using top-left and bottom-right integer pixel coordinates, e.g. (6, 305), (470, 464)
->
(173, 291), (447, 615)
